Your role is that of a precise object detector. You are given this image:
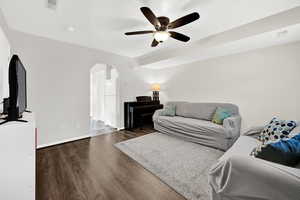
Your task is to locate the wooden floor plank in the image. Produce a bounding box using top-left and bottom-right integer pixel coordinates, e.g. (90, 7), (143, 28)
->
(37, 129), (186, 200)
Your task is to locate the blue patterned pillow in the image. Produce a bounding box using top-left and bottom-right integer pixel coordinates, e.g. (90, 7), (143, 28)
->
(259, 117), (297, 144)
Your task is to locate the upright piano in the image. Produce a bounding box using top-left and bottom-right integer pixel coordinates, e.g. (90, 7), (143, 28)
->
(124, 100), (163, 130)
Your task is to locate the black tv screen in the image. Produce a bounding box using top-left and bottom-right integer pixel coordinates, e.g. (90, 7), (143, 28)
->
(16, 58), (27, 114)
(8, 55), (27, 117)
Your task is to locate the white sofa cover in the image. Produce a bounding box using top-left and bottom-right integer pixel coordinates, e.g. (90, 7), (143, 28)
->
(153, 102), (241, 150)
(209, 127), (300, 200)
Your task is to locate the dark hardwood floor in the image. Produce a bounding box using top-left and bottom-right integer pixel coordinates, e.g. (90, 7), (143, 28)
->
(37, 128), (186, 200)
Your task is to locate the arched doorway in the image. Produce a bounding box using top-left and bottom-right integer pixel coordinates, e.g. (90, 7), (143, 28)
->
(90, 64), (119, 135)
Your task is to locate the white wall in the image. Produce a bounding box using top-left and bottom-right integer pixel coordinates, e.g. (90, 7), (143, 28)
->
(10, 23), (300, 146)
(0, 18), (10, 102)
(151, 41), (300, 131)
(9, 31), (153, 147)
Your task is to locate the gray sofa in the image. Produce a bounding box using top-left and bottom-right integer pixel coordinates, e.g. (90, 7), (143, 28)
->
(153, 102), (241, 151)
(209, 126), (300, 200)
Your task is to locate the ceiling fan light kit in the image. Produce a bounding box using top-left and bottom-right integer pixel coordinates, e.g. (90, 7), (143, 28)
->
(154, 31), (170, 42)
(125, 7), (200, 47)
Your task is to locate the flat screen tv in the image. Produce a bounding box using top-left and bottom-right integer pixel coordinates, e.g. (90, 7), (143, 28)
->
(0, 55), (28, 125)
(15, 56), (27, 115)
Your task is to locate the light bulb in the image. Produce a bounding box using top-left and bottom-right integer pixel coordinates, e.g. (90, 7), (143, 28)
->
(67, 26), (75, 32)
(154, 31), (170, 42)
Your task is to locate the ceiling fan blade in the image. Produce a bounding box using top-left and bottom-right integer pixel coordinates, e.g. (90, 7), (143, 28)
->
(151, 39), (159, 47)
(168, 12), (200, 29)
(169, 31), (190, 42)
(140, 7), (160, 28)
(125, 31), (154, 35)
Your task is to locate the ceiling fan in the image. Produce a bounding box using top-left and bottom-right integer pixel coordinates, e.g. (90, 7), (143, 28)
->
(125, 7), (200, 47)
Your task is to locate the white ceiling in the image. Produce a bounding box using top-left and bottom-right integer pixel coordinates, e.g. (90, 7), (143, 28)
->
(1, 0), (300, 68)
(143, 23), (300, 69)
(138, 6), (300, 68)
(1, 0), (300, 56)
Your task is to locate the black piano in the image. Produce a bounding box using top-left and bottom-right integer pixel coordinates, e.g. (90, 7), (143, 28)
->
(124, 97), (163, 130)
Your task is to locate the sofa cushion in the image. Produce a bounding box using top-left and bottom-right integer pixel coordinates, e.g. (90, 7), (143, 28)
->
(172, 102), (239, 121)
(158, 115), (224, 131)
(177, 103), (216, 120)
(156, 115), (235, 150)
(219, 135), (260, 161)
(166, 102), (187, 115)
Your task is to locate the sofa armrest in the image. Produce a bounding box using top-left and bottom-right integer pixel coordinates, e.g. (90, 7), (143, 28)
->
(209, 155), (300, 200)
(153, 109), (164, 122)
(223, 115), (241, 139)
(243, 125), (264, 137)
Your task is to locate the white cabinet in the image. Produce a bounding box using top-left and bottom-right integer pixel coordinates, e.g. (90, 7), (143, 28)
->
(0, 113), (36, 200)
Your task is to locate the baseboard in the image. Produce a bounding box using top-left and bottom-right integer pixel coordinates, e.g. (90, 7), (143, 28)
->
(37, 134), (92, 149)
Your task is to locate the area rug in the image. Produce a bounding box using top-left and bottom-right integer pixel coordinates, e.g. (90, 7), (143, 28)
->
(115, 132), (224, 200)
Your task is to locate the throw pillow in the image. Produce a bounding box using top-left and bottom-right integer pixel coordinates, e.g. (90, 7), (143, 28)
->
(258, 117), (297, 144)
(253, 134), (300, 167)
(159, 105), (176, 117)
(212, 107), (232, 125)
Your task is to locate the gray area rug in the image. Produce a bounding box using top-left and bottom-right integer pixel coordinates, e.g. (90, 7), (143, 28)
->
(115, 132), (224, 200)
